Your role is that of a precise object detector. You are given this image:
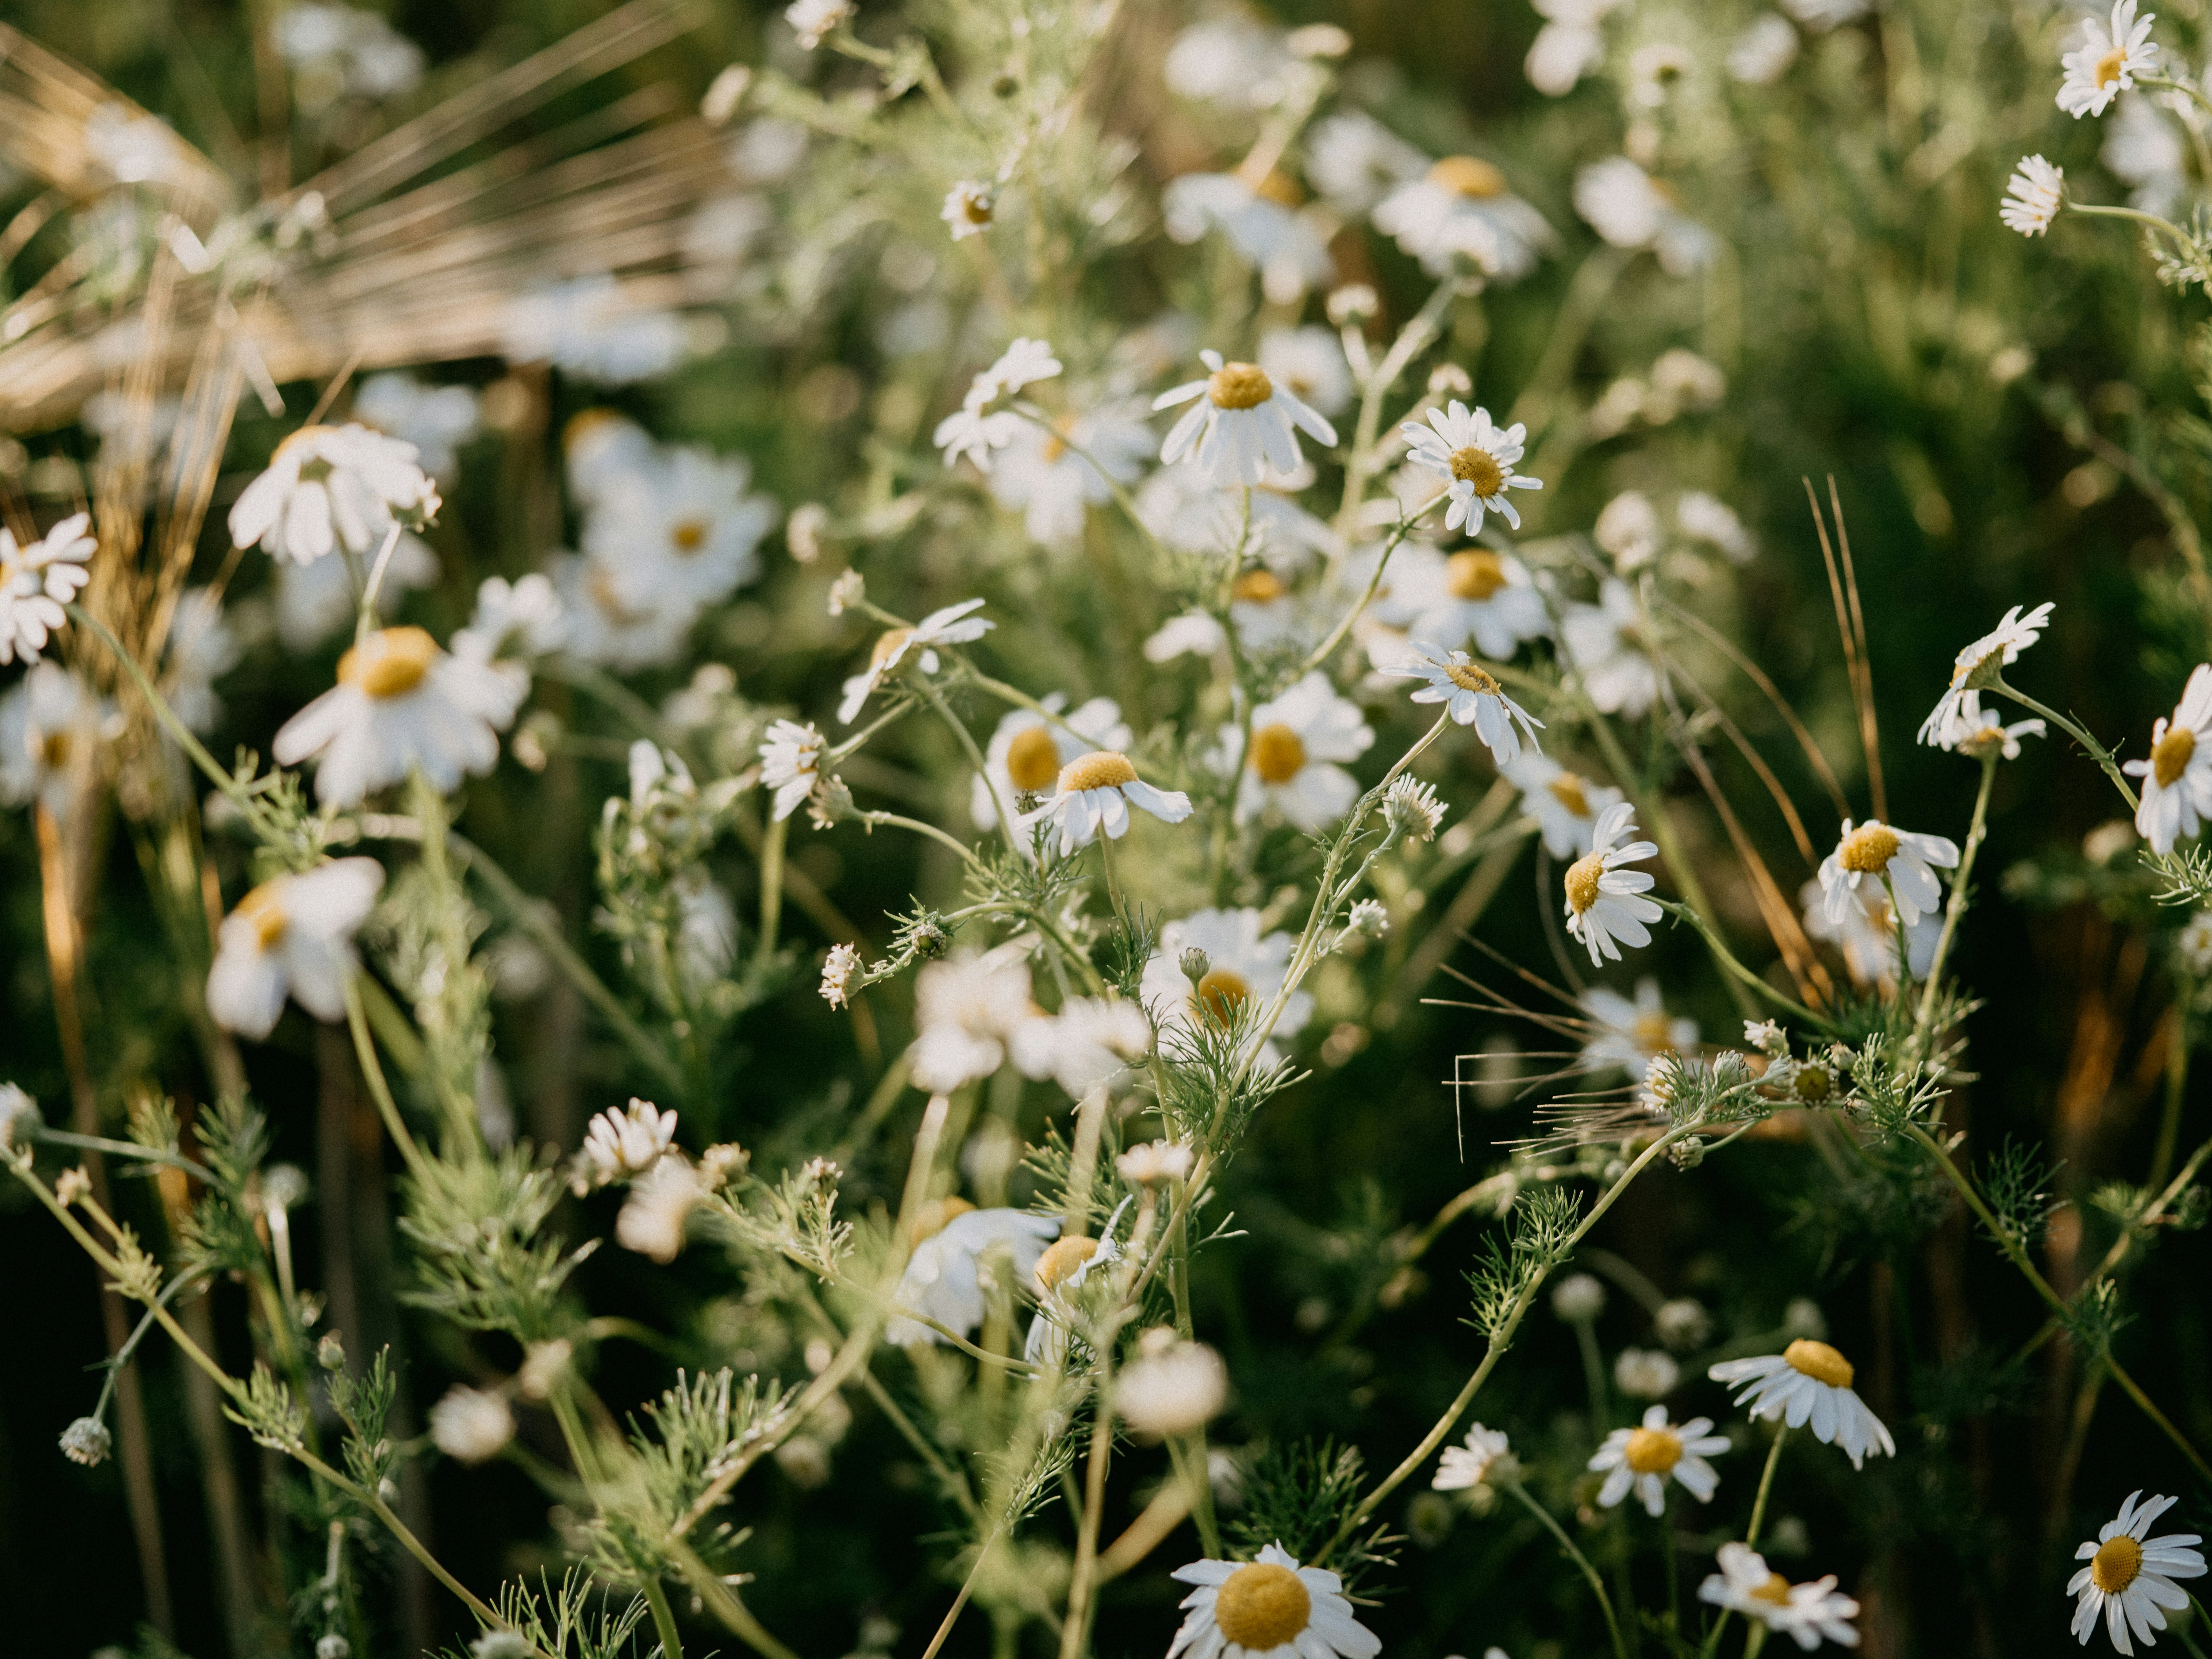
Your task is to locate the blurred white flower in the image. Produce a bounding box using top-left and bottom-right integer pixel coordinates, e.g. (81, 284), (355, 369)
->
(1434, 1421), (1515, 1490)
(1163, 17), (1304, 109)
(274, 626), (523, 805)
(886, 1204), (1059, 1347)
(1614, 1348), (1682, 1400)
(1553, 1272), (1607, 1321)
(576, 1098), (680, 1190)
(1677, 491), (1755, 562)
(274, 527), (439, 651)
(1564, 801), (1662, 966)
(1228, 672), (1374, 830)
(1802, 875), (1939, 985)
(276, 4), (424, 102)
(563, 410), (658, 507)
(908, 950), (1033, 1093)
(0, 512), (94, 666)
(1164, 172), (1335, 305)
(450, 573), (565, 702)
(1526, 0), (1626, 96)
(1563, 579), (1664, 717)
(429, 1386), (513, 1464)
(1306, 111), (1429, 215)
(1012, 996), (1152, 1099)
(1504, 753), (1625, 858)
(1144, 907), (1311, 1061)
(1373, 155), (1555, 282)
(985, 405), (1152, 545)
(1580, 978), (1697, 1083)
(582, 445), (776, 614)
(503, 276), (691, 384)
(2059, 1), (2159, 119)
(1374, 545), (1551, 661)
(941, 179), (994, 239)
(352, 374), (480, 479)
(1156, 351), (1339, 487)
(1117, 1333), (1228, 1438)
(616, 1155), (710, 1262)
(165, 588), (241, 733)
(1258, 327), (1354, 419)
(229, 424), (438, 565)
(1727, 15), (1799, 84)
(0, 663), (112, 822)
(205, 859), (385, 1039)
(1574, 157), (1717, 275)
(2104, 95), (2189, 215)
(1701, 1544), (1862, 1649)
(786, 0), (853, 49)
(2180, 910), (2212, 975)
(1780, 0), (1869, 29)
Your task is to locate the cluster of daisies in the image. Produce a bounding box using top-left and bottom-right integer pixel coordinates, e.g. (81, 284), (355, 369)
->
(2001, 2), (2166, 240)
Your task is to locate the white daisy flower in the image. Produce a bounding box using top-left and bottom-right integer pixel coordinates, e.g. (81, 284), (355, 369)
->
(1503, 753), (1626, 858)
(352, 374), (480, 480)
(1579, 978), (1697, 1083)
(1563, 800), (1662, 966)
(970, 695), (1133, 831)
(0, 663), (112, 822)
(1161, 173), (1336, 305)
(1709, 1340), (1896, 1467)
(837, 598), (994, 723)
(274, 526), (438, 651)
(450, 572), (565, 700)
(975, 337), (1064, 402)
(1010, 996), (1153, 1100)
(941, 179), (994, 239)
(1595, 490), (1663, 572)
(984, 405), (1153, 546)
(2060, 1), (2160, 119)
(1155, 349), (1340, 488)
(549, 551), (695, 671)
(272, 625), (525, 805)
(1135, 464), (1342, 570)
(1700, 1543), (1862, 1651)
(502, 275), (691, 384)
(1258, 326), (1355, 418)
(1563, 578), (1665, 717)
(1164, 16), (1303, 110)
(1024, 1204), (1133, 1365)
(907, 949), (1034, 1094)
(1142, 907), (1312, 1062)
(1589, 1404), (1728, 1517)
(204, 858), (385, 1040)
(1817, 819), (1959, 929)
(1381, 644), (1544, 767)
(934, 405), (1030, 473)
(563, 409), (659, 507)
(1727, 15), (1800, 84)
(580, 445), (777, 614)
(1400, 401), (1541, 537)
(228, 423), (439, 566)
(885, 1202), (1060, 1348)
(1526, 0), (1626, 96)
(1372, 546), (1551, 663)
(2126, 665), (2212, 853)
(1801, 876), (1940, 986)
(2105, 94), (2190, 216)
(428, 1386), (513, 1465)
(1167, 1543), (1382, 1659)
(1615, 1348), (1682, 1401)
(1434, 1422), (1515, 1491)
(164, 587), (241, 734)
(1574, 156), (1718, 275)
(1953, 710), (2046, 760)
(2001, 155), (2066, 236)
(0, 512), (95, 665)
(760, 720), (826, 822)
(1384, 775), (1448, 842)
(1306, 110), (1429, 215)
(574, 1098), (679, 1190)
(1228, 671), (1374, 831)
(1020, 749), (1194, 855)
(2070, 1491), (2208, 1653)
(1374, 154), (1557, 281)
(1677, 491), (1756, 563)
(1116, 1332), (1229, 1439)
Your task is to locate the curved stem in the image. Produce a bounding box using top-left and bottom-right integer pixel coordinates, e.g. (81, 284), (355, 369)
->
(1659, 901), (1824, 1025)
(27, 1126), (215, 1186)
(1298, 488), (1450, 674)
(342, 975), (428, 1179)
(1502, 1476), (1631, 1659)
(1993, 683), (2138, 810)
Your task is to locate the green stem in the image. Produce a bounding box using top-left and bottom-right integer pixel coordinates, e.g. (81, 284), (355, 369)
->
(643, 1577), (686, 1659)
(1745, 1426), (1785, 1548)
(1993, 683), (2137, 810)
(26, 1126), (215, 1186)
(1298, 489), (1450, 674)
(757, 814), (787, 964)
(1911, 753), (1997, 1052)
(1502, 1477), (1631, 1659)
(1659, 901), (1824, 1025)
(342, 975), (428, 1179)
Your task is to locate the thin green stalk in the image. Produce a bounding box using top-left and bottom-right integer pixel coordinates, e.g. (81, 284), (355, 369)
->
(757, 814), (787, 964)
(342, 975), (428, 1179)
(642, 1578), (686, 1659)
(1911, 752), (1997, 1051)
(1298, 488), (1450, 674)
(1993, 682), (2138, 810)
(1502, 1477), (1631, 1659)
(26, 1126), (215, 1186)
(1659, 901), (1823, 1025)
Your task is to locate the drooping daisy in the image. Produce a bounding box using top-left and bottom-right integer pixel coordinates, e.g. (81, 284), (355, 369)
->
(450, 572), (565, 700)
(760, 719), (826, 822)
(1580, 978), (1697, 1084)
(0, 663), (112, 822)
(906, 949), (1035, 1094)
(1699, 1543), (1862, 1651)
(1575, 156), (1718, 275)
(1155, 350), (1340, 488)
(1918, 602), (2055, 749)
(885, 1203), (1061, 1348)
(2001, 155), (2066, 236)
(2060, 1), (2160, 119)
(1382, 645), (1543, 766)
(580, 445), (777, 613)
(1025, 1200), (1133, 1365)
(0, 512), (95, 665)
(1142, 907), (1311, 1062)
(1589, 1404), (1728, 1517)
(2125, 664), (2212, 853)
(1801, 876), (1940, 986)
(1167, 1543), (1382, 1659)
(1504, 752), (1627, 858)
(1229, 672), (1375, 830)
(204, 858), (386, 1040)
(1817, 819), (1959, 929)
(2069, 1491), (2207, 1653)
(1563, 801), (1662, 966)
(272, 625), (525, 805)
(1161, 173), (1336, 306)
(1372, 153), (1556, 281)
(228, 423), (439, 565)
(1019, 750), (1194, 855)
(1709, 1340), (1896, 1467)
(985, 406), (1153, 547)
(1400, 402), (1541, 537)
(971, 696), (1133, 831)
(837, 598), (994, 723)
(1434, 1422), (1515, 1491)
(1563, 578), (1664, 717)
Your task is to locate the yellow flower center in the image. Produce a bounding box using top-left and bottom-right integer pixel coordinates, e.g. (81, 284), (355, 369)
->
(1428, 154), (1507, 199)
(1750, 1573), (1794, 1608)
(338, 625), (438, 700)
(1837, 824), (1899, 875)
(1249, 722), (1307, 785)
(1624, 1426), (1682, 1475)
(1233, 568), (1287, 605)
(1208, 362), (1274, 411)
(870, 628), (915, 671)
(1793, 1064), (1833, 1104)
(1948, 649), (1988, 690)
(2154, 725), (2196, 789)
(1632, 1010), (1675, 1053)
(1058, 750), (1139, 793)
(586, 567), (647, 622)
(1194, 967), (1251, 1027)
(669, 517), (710, 553)
(1445, 549), (1508, 600)
(1448, 446), (1505, 497)
(40, 730), (71, 769)
(1445, 661), (1500, 695)
(1784, 1338), (1854, 1389)
(2096, 46), (2130, 90)
(1212, 1562), (1312, 1651)
(233, 882), (289, 951)
(1253, 169), (1306, 207)
(1565, 852), (1606, 915)
(1041, 414), (1076, 464)
(908, 1194), (975, 1245)
(1547, 773), (1592, 818)
(1033, 1235), (1098, 1295)
(2093, 1534), (2145, 1595)
(958, 191), (994, 226)
(1005, 726), (1064, 794)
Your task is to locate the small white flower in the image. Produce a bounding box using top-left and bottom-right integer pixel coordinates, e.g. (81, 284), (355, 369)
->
(972, 697), (1133, 830)
(1155, 350), (1340, 488)
(1563, 802), (1662, 966)
(1953, 710), (2046, 760)
(785, 0), (853, 48)
(1504, 753), (1626, 858)
(933, 405), (1025, 472)
(1434, 1421), (1515, 1490)
(429, 1386), (513, 1464)
(0, 512), (95, 665)
(1162, 173), (1336, 305)
(1709, 1340), (1896, 1467)
(1817, 819), (1959, 929)
(2179, 910), (2212, 975)
(1146, 611), (1228, 663)
(1525, 0), (1626, 96)
(1677, 491), (1756, 562)
(1580, 978), (1697, 1085)
(1615, 1348), (1682, 1400)
(985, 406), (1153, 545)
(1228, 672), (1375, 831)
(1019, 749), (1193, 854)
(1372, 154), (1555, 281)
(2060, 1), (2160, 119)
(1382, 643), (1544, 767)
(616, 1155), (709, 1263)
(2002, 155), (2066, 236)
(941, 179), (994, 239)
(563, 409), (658, 507)
(1118, 1139), (1195, 1185)
(1575, 156), (1717, 275)
(581, 445), (777, 615)
(1136, 464), (1342, 569)
(886, 1204), (1060, 1347)
(838, 599), (994, 723)
(1167, 1543), (1382, 1659)
(503, 276), (691, 384)
(2069, 1491), (2209, 1653)
(450, 573), (565, 699)
(1728, 15), (1800, 84)
(274, 626), (524, 805)
(2106, 94), (2191, 215)
(1655, 1298), (1713, 1351)
(760, 720), (826, 822)
(2126, 664), (2212, 853)
(1010, 996), (1153, 1100)
(1563, 579), (1664, 717)
(228, 424), (438, 565)
(352, 374), (480, 479)
(1143, 907), (1311, 1062)
(1340, 898), (1390, 945)
(907, 950), (1035, 1093)
(1554, 1272), (1608, 1321)
(1400, 401), (1541, 537)
(205, 859), (386, 1040)
(275, 4), (425, 102)
(0, 663), (113, 822)
(576, 1098), (679, 1190)
(1115, 1332), (1229, 1438)
(1590, 1404), (1728, 1516)
(1700, 1543), (1862, 1651)
(820, 941), (862, 1008)
(1384, 774), (1448, 842)
(1595, 490), (1664, 572)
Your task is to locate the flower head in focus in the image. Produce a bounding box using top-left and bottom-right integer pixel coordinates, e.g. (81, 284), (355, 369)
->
(1817, 819), (1959, 929)
(1563, 801), (1662, 965)
(760, 719), (827, 822)
(1156, 350), (1339, 487)
(2060, 2), (2159, 119)
(1382, 643), (1543, 766)
(1167, 1543), (1381, 1659)
(972, 697), (1132, 833)
(1401, 402), (1541, 537)
(1589, 1403), (1728, 1516)
(1019, 749), (1193, 855)
(574, 1098), (679, 1191)
(837, 599), (993, 723)
(0, 513), (95, 665)
(2067, 1491), (2207, 1652)
(205, 859), (386, 1040)
(228, 424), (438, 565)
(1919, 603), (2055, 748)
(2125, 664), (2212, 853)
(2002, 155), (2066, 236)
(1709, 1340), (1895, 1467)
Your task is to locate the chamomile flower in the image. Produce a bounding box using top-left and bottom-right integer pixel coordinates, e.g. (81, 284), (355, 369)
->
(1727, 15), (1799, 84)
(1229, 672), (1375, 831)
(1817, 819), (1959, 929)
(1374, 545), (1552, 660)
(2106, 94), (2190, 215)
(907, 950), (1034, 1094)
(819, 941), (862, 1008)
(2069, 1491), (2207, 1653)
(1306, 111), (1429, 215)
(1580, 979), (1697, 1084)
(837, 599), (994, 723)
(551, 551), (696, 671)
(1526, 0), (1626, 96)
(1801, 876), (1940, 984)
(580, 445), (776, 614)
(1019, 750), (1193, 854)
(1563, 579), (1664, 717)
(1700, 1544), (1862, 1651)
(885, 1203), (1060, 1348)
(1137, 464), (1341, 570)
(502, 276), (691, 384)
(1563, 801), (1662, 965)
(450, 573), (565, 699)
(971, 696), (1132, 831)
(1142, 907), (1311, 1063)
(2125, 664), (2212, 853)
(2060, 2), (2160, 119)
(1155, 350), (1340, 487)
(1575, 156), (1718, 275)
(1434, 1423), (1515, 1491)
(1918, 602), (2054, 749)
(941, 179), (994, 238)
(1709, 1340), (1896, 1467)
(1116, 1332), (1229, 1438)
(0, 664), (113, 822)
(574, 1098), (679, 1190)
(1167, 1544), (1382, 1659)
(204, 858), (386, 1039)
(0, 512), (95, 665)
(1161, 173), (1336, 305)
(1954, 710), (2047, 761)
(2002, 155), (2066, 236)
(1372, 154), (1556, 281)
(985, 407), (1153, 547)
(760, 720), (826, 822)
(1010, 996), (1153, 1100)
(273, 625), (525, 805)
(1504, 753), (1626, 858)
(228, 423), (438, 565)
(1382, 644), (1544, 766)
(1400, 402), (1540, 537)
(1589, 1404), (1728, 1517)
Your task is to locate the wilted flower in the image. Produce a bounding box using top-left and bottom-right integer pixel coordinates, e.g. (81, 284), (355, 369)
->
(2001, 155), (2066, 236)
(820, 942), (863, 1008)
(1118, 1139), (1195, 1185)
(1919, 602), (2054, 749)
(616, 1156), (710, 1262)
(1384, 775), (1447, 842)
(59, 1417), (111, 1467)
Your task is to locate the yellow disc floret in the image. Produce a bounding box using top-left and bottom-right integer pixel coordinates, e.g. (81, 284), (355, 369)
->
(1212, 1562), (1312, 1651)
(1565, 852), (1606, 915)
(232, 882), (290, 951)
(1428, 155), (1508, 199)
(1005, 726), (1064, 794)
(2092, 1534), (2144, 1595)
(1547, 773), (1592, 818)
(1033, 1236), (1098, 1295)
(1836, 824), (1900, 876)
(1783, 1338), (1855, 1389)
(1208, 362), (1274, 411)
(1445, 549), (1508, 600)
(1057, 751), (1139, 794)
(1448, 446), (1505, 497)
(2154, 725), (2196, 789)
(1249, 723), (1307, 785)
(1623, 1426), (1683, 1475)
(339, 626), (438, 700)
(1194, 968), (1252, 1027)
(1233, 569), (1287, 605)
(1445, 661), (1501, 695)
